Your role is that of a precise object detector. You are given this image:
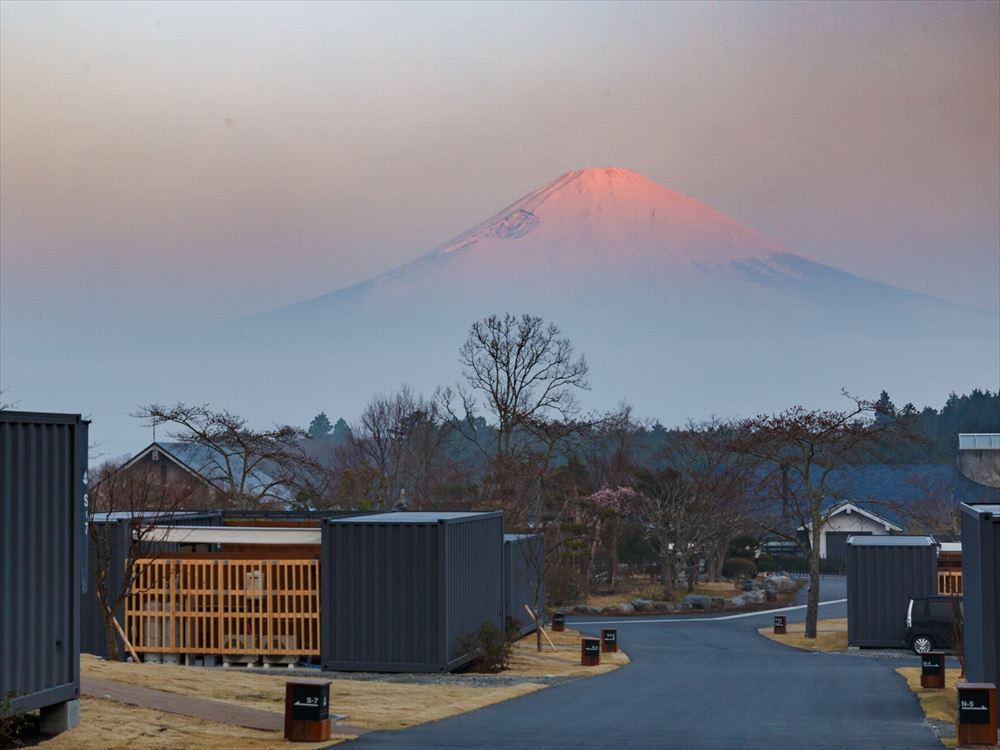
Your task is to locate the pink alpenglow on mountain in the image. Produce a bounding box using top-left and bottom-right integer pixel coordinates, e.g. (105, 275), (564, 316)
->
(233, 166), (995, 427)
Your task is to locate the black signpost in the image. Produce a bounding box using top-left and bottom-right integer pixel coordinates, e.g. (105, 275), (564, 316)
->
(956, 682), (997, 745)
(552, 612), (566, 632)
(920, 652), (945, 689)
(600, 628), (618, 653)
(773, 615), (786, 635)
(581, 637), (601, 666)
(285, 680), (332, 742)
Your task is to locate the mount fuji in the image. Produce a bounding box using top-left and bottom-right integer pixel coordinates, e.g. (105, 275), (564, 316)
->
(232, 167), (995, 421)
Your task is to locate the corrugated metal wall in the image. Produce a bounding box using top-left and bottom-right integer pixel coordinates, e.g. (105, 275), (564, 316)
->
(81, 512), (223, 657)
(846, 539), (938, 648)
(321, 512), (504, 672)
(322, 520), (441, 671)
(0, 412), (87, 714)
(443, 515), (504, 668)
(961, 503), (999, 684)
(504, 534), (545, 635)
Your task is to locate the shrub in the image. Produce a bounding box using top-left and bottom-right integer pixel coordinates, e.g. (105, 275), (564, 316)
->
(1, 691), (30, 748)
(722, 557), (758, 580)
(460, 620), (521, 673)
(756, 555), (777, 573)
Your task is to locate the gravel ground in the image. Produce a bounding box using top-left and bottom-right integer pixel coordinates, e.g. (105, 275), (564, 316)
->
(241, 665), (575, 688)
(319, 671), (576, 687)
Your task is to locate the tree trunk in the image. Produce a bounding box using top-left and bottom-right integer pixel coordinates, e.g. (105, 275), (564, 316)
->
(102, 603), (122, 661)
(805, 509), (822, 639)
(659, 534), (675, 600)
(607, 525), (619, 591)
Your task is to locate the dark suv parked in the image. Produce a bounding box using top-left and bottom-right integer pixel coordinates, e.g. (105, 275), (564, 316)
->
(905, 595), (962, 654)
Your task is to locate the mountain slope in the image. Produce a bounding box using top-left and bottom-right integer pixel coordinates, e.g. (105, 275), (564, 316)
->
(219, 167), (996, 433)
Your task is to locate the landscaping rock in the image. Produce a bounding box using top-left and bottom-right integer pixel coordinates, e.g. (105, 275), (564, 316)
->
(765, 589), (777, 602)
(631, 598), (655, 612)
(683, 594), (712, 610)
(763, 575), (797, 593)
(726, 596), (746, 608)
(572, 605), (601, 615)
(742, 590), (766, 605)
(676, 602), (693, 611)
(651, 601), (673, 611)
(710, 597), (726, 609)
(615, 602), (635, 615)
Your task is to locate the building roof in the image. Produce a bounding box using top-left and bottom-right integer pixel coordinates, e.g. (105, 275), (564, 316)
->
(801, 500), (903, 532)
(141, 525), (321, 545)
(329, 511), (499, 524)
(846, 535), (937, 547)
(90, 510), (220, 523)
(123, 441), (294, 502)
(959, 434), (1000, 450)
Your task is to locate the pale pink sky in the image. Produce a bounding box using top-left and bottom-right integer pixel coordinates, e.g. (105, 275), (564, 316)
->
(1, 0), (998, 335)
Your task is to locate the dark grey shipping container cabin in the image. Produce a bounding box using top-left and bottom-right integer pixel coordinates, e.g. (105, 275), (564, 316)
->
(961, 503), (1000, 685)
(504, 534), (545, 635)
(0, 411), (88, 730)
(321, 512), (504, 672)
(846, 535), (938, 648)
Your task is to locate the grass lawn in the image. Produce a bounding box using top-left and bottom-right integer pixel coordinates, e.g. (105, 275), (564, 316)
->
(30, 628), (626, 750)
(757, 618), (848, 652)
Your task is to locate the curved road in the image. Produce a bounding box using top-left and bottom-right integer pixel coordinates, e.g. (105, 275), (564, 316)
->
(346, 579), (940, 749)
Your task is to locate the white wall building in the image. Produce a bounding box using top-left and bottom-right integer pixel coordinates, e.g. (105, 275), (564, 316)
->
(800, 501), (902, 558)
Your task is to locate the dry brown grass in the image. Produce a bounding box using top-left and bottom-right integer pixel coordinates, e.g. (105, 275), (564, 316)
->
(40, 628), (626, 749)
(757, 618), (848, 652)
(507, 626), (630, 677)
(896, 667), (967, 748)
(78, 654), (544, 731)
(35, 696), (348, 750)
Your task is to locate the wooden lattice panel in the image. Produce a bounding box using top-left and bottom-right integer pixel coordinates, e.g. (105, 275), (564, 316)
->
(125, 558), (320, 655)
(938, 570), (963, 596)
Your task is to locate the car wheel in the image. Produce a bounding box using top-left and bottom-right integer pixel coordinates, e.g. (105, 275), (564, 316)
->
(912, 635), (933, 654)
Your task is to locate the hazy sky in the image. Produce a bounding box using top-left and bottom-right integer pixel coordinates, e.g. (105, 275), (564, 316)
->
(1, 1), (998, 434)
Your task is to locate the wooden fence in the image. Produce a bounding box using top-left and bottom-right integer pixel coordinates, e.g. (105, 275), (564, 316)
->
(125, 558), (320, 657)
(938, 570), (963, 596)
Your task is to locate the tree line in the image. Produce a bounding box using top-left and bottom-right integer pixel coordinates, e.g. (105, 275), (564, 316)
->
(86, 312), (994, 643)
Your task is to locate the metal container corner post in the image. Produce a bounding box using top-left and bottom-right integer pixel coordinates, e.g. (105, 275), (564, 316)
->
(960, 503), (1000, 686)
(0, 411), (88, 727)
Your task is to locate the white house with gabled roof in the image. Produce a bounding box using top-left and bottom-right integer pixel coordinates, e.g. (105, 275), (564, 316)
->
(799, 500), (902, 559)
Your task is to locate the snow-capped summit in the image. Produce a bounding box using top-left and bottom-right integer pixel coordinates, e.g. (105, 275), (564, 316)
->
(417, 166), (778, 272)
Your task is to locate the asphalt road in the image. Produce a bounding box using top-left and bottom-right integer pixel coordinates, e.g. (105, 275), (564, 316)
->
(346, 578), (941, 750)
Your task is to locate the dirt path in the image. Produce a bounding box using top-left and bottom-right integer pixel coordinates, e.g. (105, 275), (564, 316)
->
(81, 676), (369, 736)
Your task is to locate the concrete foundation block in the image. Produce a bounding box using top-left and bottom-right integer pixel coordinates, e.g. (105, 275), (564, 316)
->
(39, 699), (80, 735)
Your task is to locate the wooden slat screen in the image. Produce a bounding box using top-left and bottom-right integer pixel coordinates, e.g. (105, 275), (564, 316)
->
(938, 570), (963, 596)
(125, 558), (320, 655)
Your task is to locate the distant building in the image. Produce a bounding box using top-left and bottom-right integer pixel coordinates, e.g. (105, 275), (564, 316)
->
(798, 500), (902, 559)
(957, 433), (1000, 489)
(121, 441), (295, 508)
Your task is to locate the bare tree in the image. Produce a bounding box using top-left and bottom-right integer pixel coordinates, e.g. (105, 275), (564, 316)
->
(350, 386), (454, 510)
(88, 460), (196, 659)
(729, 394), (900, 638)
(628, 420), (753, 599)
(135, 403), (321, 510)
(890, 469), (995, 540)
(441, 313), (591, 527)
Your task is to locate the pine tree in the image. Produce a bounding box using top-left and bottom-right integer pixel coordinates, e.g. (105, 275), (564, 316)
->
(874, 390), (896, 422)
(308, 412), (333, 440)
(331, 417), (353, 444)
